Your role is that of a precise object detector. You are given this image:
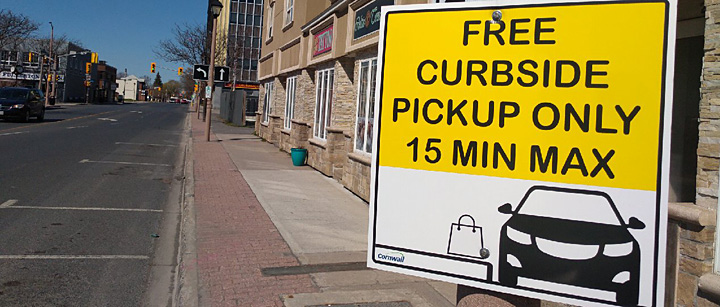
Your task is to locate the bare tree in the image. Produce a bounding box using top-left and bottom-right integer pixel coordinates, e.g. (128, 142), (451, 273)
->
(0, 10), (39, 50)
(153, 23), (227, 66)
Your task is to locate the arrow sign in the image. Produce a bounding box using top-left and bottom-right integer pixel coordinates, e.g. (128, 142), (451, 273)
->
(214, 66), (230, 82)
(193, 64), (209, 81)
(196, 67), (207, 78)
(193, 64), (230, 82)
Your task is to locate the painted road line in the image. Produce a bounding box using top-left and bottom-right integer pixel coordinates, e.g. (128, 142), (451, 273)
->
(3, 206), (163, 213)
(0, 255), (149, 260)
(115, 142), (177, 147)
(66, 126), (88, 129)
(0, 200), (18, 208)
(0, 132), (28, 137)
(98, 118), (118, 122)
(0, 110), (118, 134)
(79, 159), (171, 167)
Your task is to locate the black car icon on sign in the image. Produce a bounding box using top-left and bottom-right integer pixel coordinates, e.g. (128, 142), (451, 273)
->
(497, 186), (645, 306)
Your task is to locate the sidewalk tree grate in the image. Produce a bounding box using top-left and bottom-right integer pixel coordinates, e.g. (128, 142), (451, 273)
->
(261, 262), (368, 276)
(306, 302), (411, 307)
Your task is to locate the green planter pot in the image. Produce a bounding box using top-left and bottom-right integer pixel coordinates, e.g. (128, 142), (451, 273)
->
(291, 148), (307, 166)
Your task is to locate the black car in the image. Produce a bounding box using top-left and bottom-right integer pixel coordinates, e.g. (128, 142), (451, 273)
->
(0, 87), (46, 122)
(498, 186), (645, 306)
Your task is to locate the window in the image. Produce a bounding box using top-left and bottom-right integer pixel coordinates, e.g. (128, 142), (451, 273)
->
(355, 58), (378, 153)
(284, 0), (294, 25)
(284, 76), (297, 130)
(267, 3), (274, 39)
(313, 69), (334, 139)
(262, 81), (274, 123)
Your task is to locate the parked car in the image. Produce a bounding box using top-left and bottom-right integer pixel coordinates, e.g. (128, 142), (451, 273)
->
(0, 87), (45, 122)
(497, 186), (645, 306)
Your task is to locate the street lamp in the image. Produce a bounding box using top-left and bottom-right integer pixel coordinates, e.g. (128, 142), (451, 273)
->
(205, 0), (223, 141)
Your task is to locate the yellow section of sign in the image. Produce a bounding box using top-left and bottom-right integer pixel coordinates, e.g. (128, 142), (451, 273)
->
(378, 2), (668, 191)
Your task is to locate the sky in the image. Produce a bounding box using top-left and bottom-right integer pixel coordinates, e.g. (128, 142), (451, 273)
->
(1, 0), (207, 82)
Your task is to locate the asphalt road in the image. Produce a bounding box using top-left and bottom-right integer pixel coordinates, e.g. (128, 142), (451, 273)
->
(0, 102), (189, 306)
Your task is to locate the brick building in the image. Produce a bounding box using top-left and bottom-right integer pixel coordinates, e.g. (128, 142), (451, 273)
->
(256, 0), (720, 306)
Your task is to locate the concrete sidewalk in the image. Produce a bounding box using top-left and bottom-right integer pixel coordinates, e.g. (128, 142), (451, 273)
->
(186, 112), (456, 306)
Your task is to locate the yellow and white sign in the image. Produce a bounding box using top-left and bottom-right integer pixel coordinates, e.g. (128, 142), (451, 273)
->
(367, 0), (675, 306)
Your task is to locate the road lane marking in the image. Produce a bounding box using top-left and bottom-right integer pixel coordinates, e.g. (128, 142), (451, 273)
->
(0, 200), (18, 208)
(79, 159), (171, 167)
(0, 255), (149, 260)
(98, 118), (118, 122)
(2, 205), (163, 212)
(66, 126), (88, 129)
(0, 132), (28, 137)
(0, 110), (118, 133)
(115, 142), (177, 147)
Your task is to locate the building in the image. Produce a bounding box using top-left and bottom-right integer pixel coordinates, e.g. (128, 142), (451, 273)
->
(58, 48), (92, 102)
(115, 75), (147, 101)
(86, 61), (117, 103)
(253, 0), (720, 306)
(212, 0), (264, 121)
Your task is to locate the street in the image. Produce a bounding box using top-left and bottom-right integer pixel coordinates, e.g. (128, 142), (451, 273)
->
(0, 103), (188, 306)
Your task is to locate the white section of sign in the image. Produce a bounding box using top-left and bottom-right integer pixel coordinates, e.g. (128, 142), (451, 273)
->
(370, 166), (656, 306)
(205, 85), (211, 98)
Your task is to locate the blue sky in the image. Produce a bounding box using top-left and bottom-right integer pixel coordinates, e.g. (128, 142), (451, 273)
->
(2, 0), (207, 81)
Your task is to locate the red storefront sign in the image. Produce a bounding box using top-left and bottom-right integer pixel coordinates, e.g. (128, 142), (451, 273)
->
(313, 25), (333, 56)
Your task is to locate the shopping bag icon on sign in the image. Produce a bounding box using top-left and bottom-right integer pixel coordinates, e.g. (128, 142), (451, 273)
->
(447, 214), (490, 259)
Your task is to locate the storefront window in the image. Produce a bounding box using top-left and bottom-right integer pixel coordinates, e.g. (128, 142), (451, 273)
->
(314, 68), (334, 139)
(355, 58), (377, 153)
(262, 81), (273, 123)
(284, 76), (296, 130)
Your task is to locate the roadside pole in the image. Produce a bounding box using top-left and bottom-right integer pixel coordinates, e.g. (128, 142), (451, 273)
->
(204, 16), (218, 141)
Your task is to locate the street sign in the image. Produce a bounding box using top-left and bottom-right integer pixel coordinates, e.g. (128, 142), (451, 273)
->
(205, 85), (211, 99)
(193, 64), (231, 82)
(193, 64), (209, 80)
(368, 1), (676, 306)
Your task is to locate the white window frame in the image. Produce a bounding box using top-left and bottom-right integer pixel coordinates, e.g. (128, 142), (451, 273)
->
(263, 81), (274, 123)
(284, 0), (294, 26)
(267, 3), (274, 39)
(284, 76), (297, 130)
(354, 58), (378, 154)
(313, 68), (335, 140)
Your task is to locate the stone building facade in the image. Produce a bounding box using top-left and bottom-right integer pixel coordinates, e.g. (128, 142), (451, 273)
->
(256, 0), (720, 306)
(256, 0), (428, 201)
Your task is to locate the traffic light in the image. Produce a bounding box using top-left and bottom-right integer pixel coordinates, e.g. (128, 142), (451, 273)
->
(151, 62), (156, 73)
(194, 83), (198, 92)
(86, 62), (91, 73)
(28, 52), (33, 62)
(178, 67), (183, 76)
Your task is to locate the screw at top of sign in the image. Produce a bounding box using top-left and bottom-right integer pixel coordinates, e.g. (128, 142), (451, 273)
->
(492, 10), (503, 23)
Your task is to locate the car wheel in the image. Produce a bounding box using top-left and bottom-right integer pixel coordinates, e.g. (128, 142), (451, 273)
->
(615, 287), (638, 306)
(499, 265), (518, 286)
(36, 108), (45, 121)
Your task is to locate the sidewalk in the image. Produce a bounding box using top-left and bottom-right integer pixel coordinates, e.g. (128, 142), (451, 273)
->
(184, 111), (456, 306)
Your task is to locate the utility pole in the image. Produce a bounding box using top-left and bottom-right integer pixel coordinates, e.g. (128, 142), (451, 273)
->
(44, 22), (53, 106)
(205, 0), (223, 142)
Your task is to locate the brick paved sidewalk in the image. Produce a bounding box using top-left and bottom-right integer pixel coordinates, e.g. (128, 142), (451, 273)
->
(191, 115), (318, 306)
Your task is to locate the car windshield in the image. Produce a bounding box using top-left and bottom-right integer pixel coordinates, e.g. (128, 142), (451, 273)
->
(0, 89), (28, 100)
(517, 189), (622, 226)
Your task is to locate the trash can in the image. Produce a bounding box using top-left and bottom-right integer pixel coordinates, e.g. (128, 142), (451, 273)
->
(291, 148), (307, 166)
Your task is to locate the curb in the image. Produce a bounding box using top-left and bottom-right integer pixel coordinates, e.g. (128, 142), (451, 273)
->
(174, 110), (199, 307)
